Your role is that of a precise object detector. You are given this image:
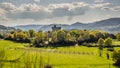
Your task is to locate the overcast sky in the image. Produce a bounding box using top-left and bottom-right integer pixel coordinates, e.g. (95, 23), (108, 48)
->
(0, 0), (120, 26)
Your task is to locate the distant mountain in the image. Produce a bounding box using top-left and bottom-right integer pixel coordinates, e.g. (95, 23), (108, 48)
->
(14, 18), (120, 33)
(0, 25), (7, 29)
(14, 25), (43, 31)
(91, 18), (120, 27)
(89, 18), (120, 33)
(70, 22), (88, 29)
(0, 25), (15, 32)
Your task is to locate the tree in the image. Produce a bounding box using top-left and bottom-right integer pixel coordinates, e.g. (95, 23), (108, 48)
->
(98, 38), (104, 57)
(65, 33), (76, 44)
(16, 31), (25, 41)
(98, 38), (104, 50)
(51, 31), (58, 43)
(78, 35), (84, 43)
(81, 31), (90, 42)
(29, 30), (35, 38)
(8, 34), (14, 40)
(116, 33), (120, 41)
(89, 33), (96, 42)
(69, 30), (81, 44)
(113, 50), (120, 66)
(104, 37), (112, 47)
(57, 30), (66, 43)
(34, 32), (46, 47)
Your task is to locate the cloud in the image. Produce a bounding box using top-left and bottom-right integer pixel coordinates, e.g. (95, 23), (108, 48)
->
(111, 6), (120, 11)
(7, 3), (51, 20)
(0, 8), (5, 15)
(0, 2), (16, 11)
(94, 0), (104, 3)
(34, 0), (40, 3)
(90, 3), (110, 8)
(48, 2), (89, 17)
(0, 8), (9, 21)
(0, 2), (119, 21)
(0, 2), (90, 20)
(101, 6), (120, 12)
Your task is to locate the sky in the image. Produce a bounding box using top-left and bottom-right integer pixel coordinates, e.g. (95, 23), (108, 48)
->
(0, 0), (120, 26)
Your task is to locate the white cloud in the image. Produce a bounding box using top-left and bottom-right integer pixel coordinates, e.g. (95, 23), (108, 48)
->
(101, 6), (120, 12)
(111, 6), (120, 11)
(7, 3), (51, 20)
(94, 0), (104, 3)
(0, 2), (16, 11)
(0, 8), (9, 21)
(16, 3), (49, 12)
(0, 2), (119, 22)
(90, 3), (110, 8)
(0, 8), (5, 15)
(34, 0), (40, 3)
(0, 2), (90, 20)
(48, 2), (89, 18)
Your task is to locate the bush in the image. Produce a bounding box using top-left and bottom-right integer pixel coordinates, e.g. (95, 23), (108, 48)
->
(113, 50), (120, 66)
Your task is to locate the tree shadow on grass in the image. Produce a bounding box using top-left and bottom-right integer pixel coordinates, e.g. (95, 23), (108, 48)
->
(113, 64), (120, 68)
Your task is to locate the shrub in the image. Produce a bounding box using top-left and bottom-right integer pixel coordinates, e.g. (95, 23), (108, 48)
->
(113, 50), (120, 66)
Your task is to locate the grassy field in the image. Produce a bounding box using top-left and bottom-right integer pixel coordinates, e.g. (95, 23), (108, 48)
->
(0, 40), (27, 49)
(0, 40), (120, 68)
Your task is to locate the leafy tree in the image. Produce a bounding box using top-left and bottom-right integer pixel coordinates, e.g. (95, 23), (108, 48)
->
(8, 34), (14, 40)
(116, 33), (120, 41)
(65, 33), (76, 44)
(16, 31), (25, 41)
(51, 31), (58, 43)
(78, 35), (84, 43)
(89, 33), (96, 42)
(29, 30), (35, 38)
(104, 37), (112, 47)
(81, 31), (90, 42)
(23, 31), (30, 43)
(98, 38), (104, 48)
(34, 32), (46, 47)
(98, 38), (104, 56)
(0, 33), (4, 39)
(57, 30), (66, 43)
(69, 30), (81, 44)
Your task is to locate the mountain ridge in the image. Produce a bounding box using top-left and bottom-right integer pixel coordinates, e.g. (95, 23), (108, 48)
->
(2, 18), (120, 33)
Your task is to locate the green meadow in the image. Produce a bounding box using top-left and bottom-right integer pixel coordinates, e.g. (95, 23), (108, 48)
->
(0, 40), (120, 68)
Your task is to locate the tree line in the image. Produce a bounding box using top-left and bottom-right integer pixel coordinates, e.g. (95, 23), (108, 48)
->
(0, 29), (119, 47)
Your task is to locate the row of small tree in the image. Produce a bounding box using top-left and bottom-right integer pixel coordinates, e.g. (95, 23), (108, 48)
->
(98, 37), (112, 48)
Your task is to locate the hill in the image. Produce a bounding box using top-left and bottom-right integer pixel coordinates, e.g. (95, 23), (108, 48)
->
(14, 18), (120, 33)
(0, 25), (15, 31)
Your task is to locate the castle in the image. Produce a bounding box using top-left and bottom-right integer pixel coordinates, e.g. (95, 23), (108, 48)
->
(52, 25), (61, 31)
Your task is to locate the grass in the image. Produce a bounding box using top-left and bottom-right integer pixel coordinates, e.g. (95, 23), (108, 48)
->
(0, 40), (28, 49)
(113, 39), (120, 46)
(0, 40), (120, 68)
